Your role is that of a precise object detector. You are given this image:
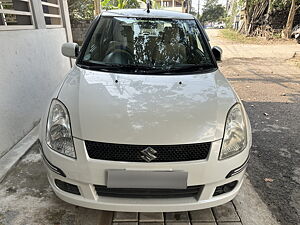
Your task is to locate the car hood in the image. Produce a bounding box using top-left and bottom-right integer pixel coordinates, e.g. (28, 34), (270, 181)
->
(59, 66), (237, 145)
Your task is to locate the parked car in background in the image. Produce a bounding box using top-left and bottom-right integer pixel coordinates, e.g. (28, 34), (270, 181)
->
(291, 25), (300, 44)
(214, 22), (225, 29)
(204, 24), (213, 29)
(39, 9), (251, 212)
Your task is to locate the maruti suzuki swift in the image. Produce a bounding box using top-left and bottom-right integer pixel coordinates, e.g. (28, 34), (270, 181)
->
(39, 9), (251, 212)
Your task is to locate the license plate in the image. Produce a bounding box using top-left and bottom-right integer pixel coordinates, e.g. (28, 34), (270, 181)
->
(107, 170), (188, 189)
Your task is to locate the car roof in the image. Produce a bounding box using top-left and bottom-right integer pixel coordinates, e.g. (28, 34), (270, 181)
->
(102, 9), (195, 20)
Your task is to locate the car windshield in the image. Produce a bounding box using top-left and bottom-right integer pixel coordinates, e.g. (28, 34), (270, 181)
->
(79, 16), (216, 74)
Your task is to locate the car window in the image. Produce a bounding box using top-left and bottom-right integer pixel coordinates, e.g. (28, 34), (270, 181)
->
(79, 16), (216, 74)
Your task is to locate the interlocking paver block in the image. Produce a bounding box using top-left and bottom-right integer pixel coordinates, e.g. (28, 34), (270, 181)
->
(77, 208), (113, 225)
(165, 211), (189, 222)
(113, 212), (138, 222)
(140, 223), (164, 225)
(192, 223), (217, 225)
(139, 212), (164, 222)
(212, 202), (240, 222)
(189, 208), (215, 222)
(112, 223), (138, 225)
(165, 223), (190, 225)
(218, 222), (242, 225)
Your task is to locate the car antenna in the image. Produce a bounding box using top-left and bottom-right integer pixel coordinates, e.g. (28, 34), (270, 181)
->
(146, 0), (151, 13)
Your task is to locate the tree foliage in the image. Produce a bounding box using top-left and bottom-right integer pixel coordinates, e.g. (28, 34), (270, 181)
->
(238, 0), (300, 36)
(238, 0), (300, 12)
(68, 0), (142, 20)
(102, 0), (141, 10)
(283, 0), (300, 38)
(68, 0), (94, 20)
(201, 0), (225, 23)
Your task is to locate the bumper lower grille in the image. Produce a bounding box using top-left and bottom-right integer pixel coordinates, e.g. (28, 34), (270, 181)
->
(94, 185), (203, 198)
(55, 179), (80, 195)
(85, 141), (211, 162)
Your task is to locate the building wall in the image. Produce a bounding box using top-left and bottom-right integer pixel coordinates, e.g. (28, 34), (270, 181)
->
(163, 6), (183, 12)
(154, 0), (185, 12)
(71, 20), (91, 45)
(0, 0), (72, 158)
(0, 28), (71, 157)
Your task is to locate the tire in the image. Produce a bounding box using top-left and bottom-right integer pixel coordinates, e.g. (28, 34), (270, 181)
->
(297, 38), (300, 44)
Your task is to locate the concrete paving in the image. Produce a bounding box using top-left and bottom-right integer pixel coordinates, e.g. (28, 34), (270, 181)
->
(0, 125), (38, 183)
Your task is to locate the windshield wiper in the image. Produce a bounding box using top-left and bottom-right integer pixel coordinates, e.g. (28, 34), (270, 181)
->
(79, 62), (156, 72)
(149, 64), (215, 74)
(78, 62), (215, 74)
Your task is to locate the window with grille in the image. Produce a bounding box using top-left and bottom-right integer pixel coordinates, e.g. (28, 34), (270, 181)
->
(163, 1), (171, 7)
(0, 0), (34, 30)
(41, 0), (62, 28)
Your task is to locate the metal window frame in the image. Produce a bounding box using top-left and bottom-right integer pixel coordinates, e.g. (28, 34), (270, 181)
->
(0, 0), (35, 30)
(41, 0), (63, 28)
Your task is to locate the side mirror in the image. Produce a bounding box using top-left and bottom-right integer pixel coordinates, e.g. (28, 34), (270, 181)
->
(212, 46), (222, 62)
(61, 43), (79, 59)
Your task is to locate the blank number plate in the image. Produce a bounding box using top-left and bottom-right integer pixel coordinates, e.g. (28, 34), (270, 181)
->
(107, 170), (188, 189)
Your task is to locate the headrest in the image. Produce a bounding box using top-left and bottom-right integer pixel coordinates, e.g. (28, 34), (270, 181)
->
(163, 27), (181, 44)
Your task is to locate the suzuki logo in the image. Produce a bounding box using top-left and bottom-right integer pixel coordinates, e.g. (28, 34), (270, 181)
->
(141, 147), (157, 162)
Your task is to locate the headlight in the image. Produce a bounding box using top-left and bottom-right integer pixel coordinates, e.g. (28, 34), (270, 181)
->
(46, 99), (76, 158)
(219, 103), (247, 160)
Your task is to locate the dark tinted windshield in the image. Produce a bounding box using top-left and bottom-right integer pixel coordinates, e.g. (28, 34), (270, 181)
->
(79, 16), (216, 74)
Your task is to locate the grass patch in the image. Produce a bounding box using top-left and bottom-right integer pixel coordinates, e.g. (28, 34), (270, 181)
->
(219, 29), (295, 45)
(219, 29), (259, 44)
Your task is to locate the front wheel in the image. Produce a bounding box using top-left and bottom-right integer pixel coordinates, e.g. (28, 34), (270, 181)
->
(297, 38), (300, 44)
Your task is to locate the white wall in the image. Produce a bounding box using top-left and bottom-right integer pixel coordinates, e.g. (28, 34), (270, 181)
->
(0, 28), (71, 157)
(163, 7), (183, 12)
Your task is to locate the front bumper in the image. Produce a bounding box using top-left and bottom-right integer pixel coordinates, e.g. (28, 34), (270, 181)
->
(40, 137), (250, 212)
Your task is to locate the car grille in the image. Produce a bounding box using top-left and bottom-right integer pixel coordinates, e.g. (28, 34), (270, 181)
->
(85, 141), (211, 162)
(94, 185), (203, 198)
(55, 179), (80, 195)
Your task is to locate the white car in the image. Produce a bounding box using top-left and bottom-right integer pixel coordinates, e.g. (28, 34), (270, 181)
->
(214, 22), (225, 29)
(39, 9), (251, 212)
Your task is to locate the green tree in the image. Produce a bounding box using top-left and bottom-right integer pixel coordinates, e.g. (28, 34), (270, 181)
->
(238, 0), (300, 36)
(102, 0), (141, 10)
(68, 0), (142, 19)
(152, 0), (162, 9)
(283, 0), (300, 38)
(201, 0), (225, 23)
(68, 0), (94, 20)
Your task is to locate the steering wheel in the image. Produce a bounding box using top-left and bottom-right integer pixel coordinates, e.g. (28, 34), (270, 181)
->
(103, 48), (134, 65)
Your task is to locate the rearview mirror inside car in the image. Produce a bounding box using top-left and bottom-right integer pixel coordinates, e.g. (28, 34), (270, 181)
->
(212, 46), (223, 62)
(61, 43), (79, 59)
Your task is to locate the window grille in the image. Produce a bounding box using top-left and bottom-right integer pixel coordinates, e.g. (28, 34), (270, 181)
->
(0, 0), (34, 30)
(41, 0), (62, 28)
